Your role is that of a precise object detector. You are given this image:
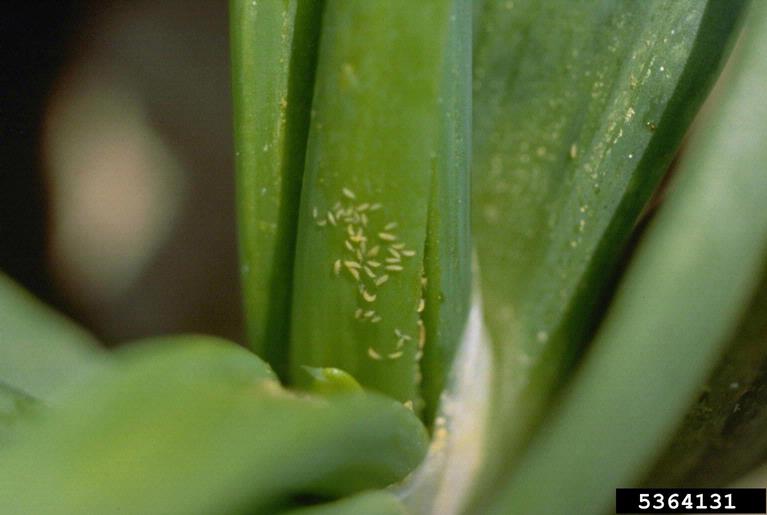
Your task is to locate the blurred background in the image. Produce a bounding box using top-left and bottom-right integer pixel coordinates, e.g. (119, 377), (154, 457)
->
(0, 0), (242, 344)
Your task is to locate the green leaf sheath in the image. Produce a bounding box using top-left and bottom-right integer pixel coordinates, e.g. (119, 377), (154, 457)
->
(486, 1), (767, 513)
(0, 273), (102, 400)
(420, 0), (472, 426)
(288, 1), (458, 410)
(469, 0), (746, 500)
(231, 0), (324, 377)
(0, 336), (428, 515)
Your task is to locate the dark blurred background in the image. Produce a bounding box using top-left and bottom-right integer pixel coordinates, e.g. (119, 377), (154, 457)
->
(0, 1), (242, 344)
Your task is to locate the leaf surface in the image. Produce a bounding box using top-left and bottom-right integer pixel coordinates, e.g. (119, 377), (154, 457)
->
(231, 0), (324, 377)
(0, 273), (102, 400)
(288, 0), (464, 411)
(470, 0), (747, 505)
(486, 2), (767, 512)
(0, 335), (428, 515)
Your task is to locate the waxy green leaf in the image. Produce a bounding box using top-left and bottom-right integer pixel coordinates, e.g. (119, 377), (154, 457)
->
(420, 0), (472, 426)
(288, 1), (465, 411)
(0, 273), (102, 401)
(0, 335), (427, 514)
(487, 2), (767, 512)
(469, 0), (746, 505)
(231, 0), (324, 377)
(647, 265), (767, 487)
